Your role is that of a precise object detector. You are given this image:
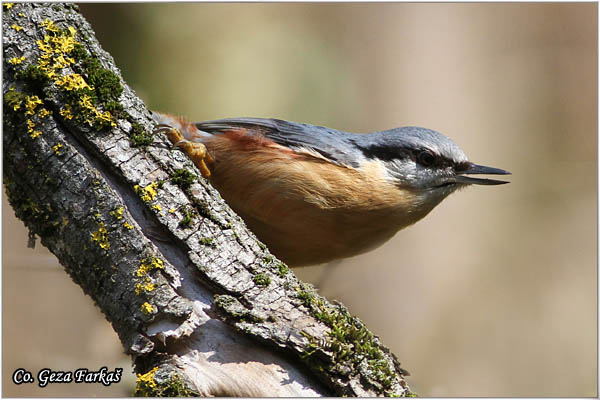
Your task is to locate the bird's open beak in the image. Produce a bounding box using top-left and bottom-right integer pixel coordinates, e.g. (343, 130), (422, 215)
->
(454, 163), (511, 185)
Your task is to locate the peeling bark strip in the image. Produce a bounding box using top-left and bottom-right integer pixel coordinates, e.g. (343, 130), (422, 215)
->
(2, 3), (412, 397)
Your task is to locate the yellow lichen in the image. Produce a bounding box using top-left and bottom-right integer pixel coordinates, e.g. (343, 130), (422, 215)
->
(134, 182), (159, 203)
(11, 23), (22, 31)
(152, 204), (162, 212)
(91, 109), (115, 127)
(55, 73), (92, 91)
(30, 130), (42, 139)
(52, 143), (63, 155)
(13, 94), (50, 140)
(36, 39), (53, 62)
(33, 19), (117, 128)
(109, 206), (124, 220)
(53, 31), (77, 54)
(135, 257), (164, 295)
(53, 54), (75, 70)
(40, 19), (59, 32)
(168, 208), (176, 214)
(7, 18), (119, 133)
(24, 95), (42, 115)
(137, 256), (164, 277)
(3, 3), (14, 10)
(135, 280), (155, 295)
(38, 108), (51, 118)
(77, 94), (116, 127)
(91, 221), (110, 250)
(26, 117), (43, 139)
(8, 56), (25, 65)
(59, 104), (73, 119)
(137, 367), (159, 389)
(79, 93), (94, 109)
(141, 302), (156, 314)
(6, 87), (21, 110)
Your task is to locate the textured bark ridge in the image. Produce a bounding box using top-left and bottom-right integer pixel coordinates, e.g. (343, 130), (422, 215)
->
(2, 3), (412, 397)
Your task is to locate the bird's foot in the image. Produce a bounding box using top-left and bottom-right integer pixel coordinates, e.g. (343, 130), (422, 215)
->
(154, 124), (214, 178)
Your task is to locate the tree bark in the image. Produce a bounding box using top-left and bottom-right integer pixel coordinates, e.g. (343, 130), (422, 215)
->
(2, 3), (412, 397)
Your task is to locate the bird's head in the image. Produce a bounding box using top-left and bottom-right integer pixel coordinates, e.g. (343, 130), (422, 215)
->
(357, 126), (510, 204)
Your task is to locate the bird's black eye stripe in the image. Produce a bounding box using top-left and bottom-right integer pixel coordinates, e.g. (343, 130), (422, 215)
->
(360, 145), (410, 162)
(414, 149), (459, 169)
(416, 150), (436, 167)
(360, 144), (457, 169)
(454, 161), (472, 172)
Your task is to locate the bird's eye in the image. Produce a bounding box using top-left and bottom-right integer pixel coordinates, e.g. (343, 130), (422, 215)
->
(417, 150), (435, 167)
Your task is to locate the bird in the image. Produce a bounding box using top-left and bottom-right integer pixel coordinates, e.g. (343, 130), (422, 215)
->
(153, 113), (510, 267)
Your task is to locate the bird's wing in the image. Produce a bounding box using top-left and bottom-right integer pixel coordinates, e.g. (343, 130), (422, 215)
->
(194, 118), (363, 168)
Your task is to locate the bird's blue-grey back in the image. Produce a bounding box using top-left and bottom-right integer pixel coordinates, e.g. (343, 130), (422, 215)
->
(194, 118), (467, 168)
(196, 118), (365, 167)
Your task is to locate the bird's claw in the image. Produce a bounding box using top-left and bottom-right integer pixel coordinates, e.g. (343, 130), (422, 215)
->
(154, 125), (214, 178)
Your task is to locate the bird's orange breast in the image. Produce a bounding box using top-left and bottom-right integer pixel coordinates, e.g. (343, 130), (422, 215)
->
(202, 134), (434, 266)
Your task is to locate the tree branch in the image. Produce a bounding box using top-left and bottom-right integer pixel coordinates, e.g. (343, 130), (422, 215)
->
(2, 3), (412, 397)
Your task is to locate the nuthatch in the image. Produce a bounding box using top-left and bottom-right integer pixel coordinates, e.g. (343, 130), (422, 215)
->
(153, 113), (510, 266)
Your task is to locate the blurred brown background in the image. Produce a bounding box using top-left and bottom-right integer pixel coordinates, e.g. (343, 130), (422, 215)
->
(3, 3), (597, 397)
